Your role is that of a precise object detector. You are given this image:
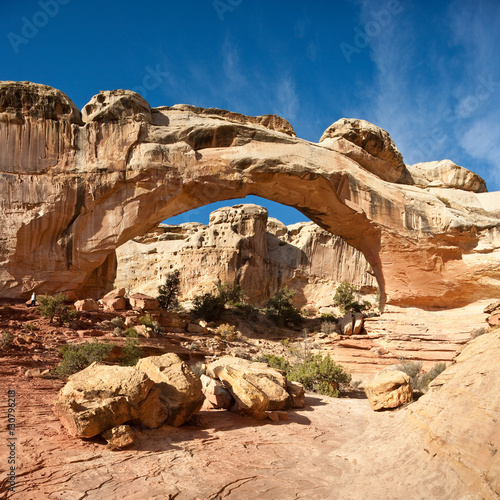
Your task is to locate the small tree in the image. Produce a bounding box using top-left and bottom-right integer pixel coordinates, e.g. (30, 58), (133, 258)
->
(264, 287), (302, 327)
(157, 270), (181, 310)
(38, 293), (77, 325)
(333, 282), (371, 315)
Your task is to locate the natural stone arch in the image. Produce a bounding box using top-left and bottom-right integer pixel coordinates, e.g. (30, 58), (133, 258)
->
(1, 81), (499, 308)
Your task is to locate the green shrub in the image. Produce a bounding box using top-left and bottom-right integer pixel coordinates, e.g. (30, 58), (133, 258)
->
(264, 287), (302, 327)
(119, 330), (142, 366)
(471, 327), (487, 339)
(124, 326), (139, 337)
(23, 322), (38, 332)
(53, 340), (115, 378)
(157, 270), (181, 310)
(37, 293), (77, 325)
(217, 282), (244, 305)
(333, 282), (371, 315)
(215, 323), (237, 341)
(262, 354), (290, 373)
(138, 314), (154, 328)
(0, 331), (14, 349)
(395, 358), (447, 393)
(320, 313), (336, 322)
(288, 354), (351, 398)
(262, 352), (351, 398)
(192, 291), (226, 322)
(110, 316), (124, 329)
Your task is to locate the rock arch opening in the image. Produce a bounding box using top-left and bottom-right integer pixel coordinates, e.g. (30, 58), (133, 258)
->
(113, 197), (378, 309)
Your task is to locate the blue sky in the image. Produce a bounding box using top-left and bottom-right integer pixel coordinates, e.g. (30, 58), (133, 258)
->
(2, 0), (500, 225)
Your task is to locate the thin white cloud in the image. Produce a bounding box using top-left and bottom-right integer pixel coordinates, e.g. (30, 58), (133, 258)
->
(351, 0), (500, 190)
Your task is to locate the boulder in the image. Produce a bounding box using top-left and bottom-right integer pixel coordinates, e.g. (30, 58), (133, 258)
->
(200, 374), (234, 410)
(101, 425), (135, 450)
(365, 370), (413, 411)
(341, 313), (354, 336)
(286, 380), (305, 408)
(484, 300), (500, 314)
(129, 293), (159, 311)
(74, 299), (99, 312)
(487, 314), (500, 327)
(353, 312), (364, 334)
(319, 118), (407, 183)
(135, 354), (204, 426)
(54, 363), (168, 438)
(206, 357), (292, 414)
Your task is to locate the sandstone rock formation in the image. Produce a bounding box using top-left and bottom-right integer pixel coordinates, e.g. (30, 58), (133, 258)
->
(136, 353), (204, 426)
(1, 81), (500, 308)
(114, 204), (376, 307)
(54, 363), (167, 437)
(206, 356), (293, 415)
(364, 370), (413, 410)
(55, 354), (204, 437)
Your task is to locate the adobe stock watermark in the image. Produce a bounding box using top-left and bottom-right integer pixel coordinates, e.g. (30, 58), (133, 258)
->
(131, 65), (170, 99)
(7, 0), (71, 54)
(213, 0), (243, 22)
(340, 0), (407, 64)
(410, 74), (500, 160)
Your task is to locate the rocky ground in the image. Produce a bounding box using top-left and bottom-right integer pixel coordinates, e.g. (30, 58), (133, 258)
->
(0, 299), (497, 499)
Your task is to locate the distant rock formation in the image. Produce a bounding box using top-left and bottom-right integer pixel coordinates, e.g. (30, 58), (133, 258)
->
(114, 204), (376, 307)
(1, 81), (499, 307)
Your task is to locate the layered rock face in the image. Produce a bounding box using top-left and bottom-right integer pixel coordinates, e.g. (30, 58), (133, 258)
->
(114, 204), (376, 306)
(1, 81), (500, 307)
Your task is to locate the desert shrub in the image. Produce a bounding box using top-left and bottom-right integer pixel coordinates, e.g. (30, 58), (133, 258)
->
(215, 323), (237, 341)
(192, 291), (226, 322)
(157, 270), (181, 310)
(333, 282), (371, 316)
(138, 314), (154, 328)
(217, 282), (244, 305)
(264, 287), (302, 327)
(471, 327), (487, 339)
(151, 320), (164, 335)
(0, 331), (14, 349)
(437, 195), (451, 208)
(110, 316), (124, 329)
(426, 362), (447, 384)
(113, 327), (123, 337)
(190, 361), (205, 377)
(321, 321), (337, 335)
(320, 313), (336, 322)
(262, 352), (351, 398)
(37, 293), (77, 325)
(124, 326), (138, 337)
(187, 342), (200, 351)
(288, 354), (351, 397)
(23, 322), (38, 332)
(395, 358), (447, 392)
(262, 354), (290, 373)
(54, 340), (114, 378)
(119, 330), (142, 366)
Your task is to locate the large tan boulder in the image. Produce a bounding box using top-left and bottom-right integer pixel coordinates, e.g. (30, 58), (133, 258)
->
(135, 354), (204, 426)
(365, 370), (413, 411)
(129, 293), (159, 311)
(200, 374), (233, 410)
(206, 357), (291, 413)
(102, 289), (127, 311)
(406, 159), (487, 193)
(54, 363), (168, 438)
(74, 299), (99, 312)
(320, 118), (407, 183)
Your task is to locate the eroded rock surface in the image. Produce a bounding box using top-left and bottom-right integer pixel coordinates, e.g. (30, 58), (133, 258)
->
(114, 204), (376, 306)
(1, 81), (500, 308)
